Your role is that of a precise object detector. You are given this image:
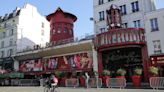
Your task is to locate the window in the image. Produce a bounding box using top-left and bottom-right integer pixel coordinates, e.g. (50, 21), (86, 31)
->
(99, 11), (105, 21)
(122, 23), (128, 28)
(2, 32), (6, 38)
(1, 51), (4, 58)
(10, 29), (14, 36)
(41, 30), (44, 35)
(64, 27), (68, 33)
(131, 1), (139, 12)
(100, 28), (106, 33)
(99, 0), (104, 5)
(153, 40), (162, 54)
(150, 18), (159, 31)
(108, 0), (114, 2)
(133, 20), (141, 28)
(69, 29), (73, 35)
(52, 29), (56, 34)
(57, 27), (61, 33)
(4, 23), (7, 28)
(1, 41), (4, 48)
(41, 22), (44, 28)
(120, 5), (127, 15)
(9, 39), (13, 46)
(13, 19), (15, 23)
(7, 49), (13, 56)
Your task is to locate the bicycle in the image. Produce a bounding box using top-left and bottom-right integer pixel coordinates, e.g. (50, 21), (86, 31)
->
(44, 84), (60, 92)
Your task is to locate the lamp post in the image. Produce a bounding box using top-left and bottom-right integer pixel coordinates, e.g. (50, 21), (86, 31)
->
(90, 17), (100, 88)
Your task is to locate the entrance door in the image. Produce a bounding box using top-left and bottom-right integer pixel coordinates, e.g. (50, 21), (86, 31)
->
(102, 47), (143, 82)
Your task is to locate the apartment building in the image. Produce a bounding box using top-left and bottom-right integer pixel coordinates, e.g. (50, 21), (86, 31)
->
(0, 3), (50, 69)
(93, 0), (155, 33)
(0, 3), (50, 58)
(93, 0), (164, 77)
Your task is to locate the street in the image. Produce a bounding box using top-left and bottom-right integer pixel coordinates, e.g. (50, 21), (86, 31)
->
(0, 87), (163, 92)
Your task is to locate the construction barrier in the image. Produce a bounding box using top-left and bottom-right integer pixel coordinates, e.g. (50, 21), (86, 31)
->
(106, 78), (126, 89)
(19, 79), (39, 86)
(65, 78), (79, 87)
(88, 78), (102, 88)
(150, 77), (164, 89)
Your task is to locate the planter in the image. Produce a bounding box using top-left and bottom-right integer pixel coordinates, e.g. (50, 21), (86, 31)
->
(79, 77), (85, 87)
(116, 76), (125, 86)
(60, 77), (66, 86)
(102, 76), (110, 87)
(131, 75), (141, 87)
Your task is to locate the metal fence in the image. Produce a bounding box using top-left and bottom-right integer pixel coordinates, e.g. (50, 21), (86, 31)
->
(11, 79), (19, 86)
(88, 78), (102, 88)
(0, 79), (40, 86)
(65, 78), (79, 87)
(11, 79), (39, 86)
(106, 78), (126, 89)
(150, 77), (164, 89)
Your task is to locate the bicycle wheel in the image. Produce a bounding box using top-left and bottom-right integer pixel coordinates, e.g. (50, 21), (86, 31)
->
(54, 87), (60, 92)
(44, 87), (50, 92)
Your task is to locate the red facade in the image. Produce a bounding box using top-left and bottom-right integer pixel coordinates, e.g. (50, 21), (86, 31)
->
(150, 54), (164, 77)
(47, 8), (77, 42)
(94, 5), (150, 81)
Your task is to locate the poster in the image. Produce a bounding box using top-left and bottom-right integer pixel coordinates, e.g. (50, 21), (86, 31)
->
(19, 52), (93, 72)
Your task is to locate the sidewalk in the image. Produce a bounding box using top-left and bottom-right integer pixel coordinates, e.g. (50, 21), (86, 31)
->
(0, 87), (163, 92)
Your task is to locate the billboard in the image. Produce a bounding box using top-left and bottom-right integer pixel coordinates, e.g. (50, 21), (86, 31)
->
(19, 52), (93, 72)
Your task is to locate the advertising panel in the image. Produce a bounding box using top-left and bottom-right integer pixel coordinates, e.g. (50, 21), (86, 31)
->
(19, 52), (93, 72)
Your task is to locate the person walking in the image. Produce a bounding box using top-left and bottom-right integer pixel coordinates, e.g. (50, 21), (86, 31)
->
(85, 72), (90, 88)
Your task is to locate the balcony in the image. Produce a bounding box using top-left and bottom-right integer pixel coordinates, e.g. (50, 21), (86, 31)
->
(94, 28), (146, 50)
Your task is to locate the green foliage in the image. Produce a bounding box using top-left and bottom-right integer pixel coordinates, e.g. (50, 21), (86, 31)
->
(102, 70), (110, 76)
(149, 66), (159, 75)
(54, 71), (63, 78)
(116, 68), (126, 76)
(133, 68), (142, 76)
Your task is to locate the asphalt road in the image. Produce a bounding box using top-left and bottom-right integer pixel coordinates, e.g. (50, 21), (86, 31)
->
(0, 87), (163, 92)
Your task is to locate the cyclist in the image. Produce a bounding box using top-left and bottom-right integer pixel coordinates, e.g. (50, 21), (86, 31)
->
(44, 75), (59, 92)
(51, 74), (58, 87)
(45, 77), (51, 88)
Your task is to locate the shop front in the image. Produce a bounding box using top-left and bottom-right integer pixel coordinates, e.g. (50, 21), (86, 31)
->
(19, 51), (93, 74)
(102, 47), (143, 81)
(14, 40), (94, 86)
(93, 5), (150, 83)
(0, 57), (14, 72)
(94, 28), (149, 82)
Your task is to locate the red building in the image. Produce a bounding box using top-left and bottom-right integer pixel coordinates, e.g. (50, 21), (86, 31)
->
(94, 5), (150, 81)
(150, 55), (164, 77)
(47, 7), (77, 42)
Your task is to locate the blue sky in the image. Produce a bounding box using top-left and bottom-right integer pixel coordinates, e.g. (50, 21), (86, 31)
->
(0, 0), (164, 38)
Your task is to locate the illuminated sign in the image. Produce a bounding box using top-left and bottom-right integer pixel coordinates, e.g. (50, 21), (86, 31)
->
(157, 57), (164, 60)
(157, 60), (164, 64)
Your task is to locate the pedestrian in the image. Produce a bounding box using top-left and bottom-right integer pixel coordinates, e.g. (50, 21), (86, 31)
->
(85, 72), (90, 88)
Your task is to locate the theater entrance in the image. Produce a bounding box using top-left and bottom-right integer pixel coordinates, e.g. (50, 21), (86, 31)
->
(102, 47), (143, 82)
